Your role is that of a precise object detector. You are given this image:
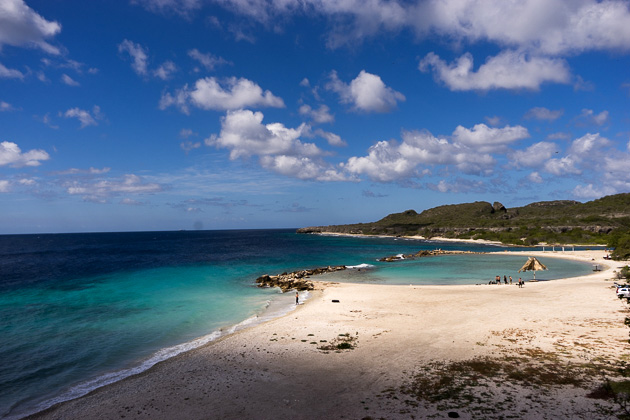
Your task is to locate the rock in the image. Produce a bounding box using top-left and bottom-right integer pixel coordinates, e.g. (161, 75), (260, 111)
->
(255, 265), (346, 292)
(492, 201), (507, 213)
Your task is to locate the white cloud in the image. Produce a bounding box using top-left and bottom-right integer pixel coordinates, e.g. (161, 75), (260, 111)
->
(0, 62), (24, 79)
(118, 39), (149, 76)
(192, 1), (630, 56)
(179, 128), (196, 138)
(484, 116), (503, 126)
(63, 106), (103, 128)
(0, 180), (10, 192)
(61, 73), (80, 86)
(541, 132), (610, 176)
(206, 109), (346, 181)
(188, 48), (229, 71)
(0, 0), (61, 54)
(572, 183), (617, 200)
(527, 172), (543, 183)
(451, 123), (529, 153)
(180, 140), (201, 153)
(524, 107), (564, 121)
(419, 50), (571, 91)
(576, 108), (610, 126)
(299, 104), (334, 124)
(160, 77), (285, 113)
(153, 61), (177, 80)
(132, 0), (201, 16)
(314, 129), (346, 147)
(54, 167), (111, 175)
(0, 141), (50, 167)
(344, 140), (418, 182)
(343, 124), (511, 182)
(426, 178), (486, 193)
(207, 109), (319, 159)
(0, 101), (15, 111)
(326, 70), (405, 113)
(509, 142), (557, 168)
(65, 174), (163, 203)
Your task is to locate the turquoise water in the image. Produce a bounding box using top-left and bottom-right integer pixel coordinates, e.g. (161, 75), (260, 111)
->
(329, 253), (594, 285)
(0, 230), (596, 419)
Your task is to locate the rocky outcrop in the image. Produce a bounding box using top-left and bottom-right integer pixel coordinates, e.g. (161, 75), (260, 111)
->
(492, 202), (507, 213)
(255, 265), (347, 292)
(379, 249), (479, 262)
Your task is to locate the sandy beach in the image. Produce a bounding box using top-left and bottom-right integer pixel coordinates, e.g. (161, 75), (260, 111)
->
(28, 250), (630, 419)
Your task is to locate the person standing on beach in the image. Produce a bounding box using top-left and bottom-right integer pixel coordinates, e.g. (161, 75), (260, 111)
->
(509, 276), (513, 285)
(518, 278), (523, 288)
(295, 291), (299, 305)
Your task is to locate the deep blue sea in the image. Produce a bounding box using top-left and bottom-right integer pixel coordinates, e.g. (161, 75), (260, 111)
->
(0, 229), (596, 419)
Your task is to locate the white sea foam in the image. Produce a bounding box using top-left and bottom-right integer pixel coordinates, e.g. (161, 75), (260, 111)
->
(347, 263), (375, 269)
(22, 290), (305, 420)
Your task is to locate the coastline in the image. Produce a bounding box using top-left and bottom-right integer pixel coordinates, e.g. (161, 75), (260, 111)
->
(27, 250), (630, 419)
(314, 230), (609, 248)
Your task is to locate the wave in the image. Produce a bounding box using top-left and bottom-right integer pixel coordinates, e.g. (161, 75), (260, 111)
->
(347, 263), (375, 269)
(19, 291), (303, 420)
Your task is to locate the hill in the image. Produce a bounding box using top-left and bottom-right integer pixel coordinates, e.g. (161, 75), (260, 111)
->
(297, 193), (630, 259)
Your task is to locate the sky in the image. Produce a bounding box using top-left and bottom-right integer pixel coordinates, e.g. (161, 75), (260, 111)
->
(1, 0), (630, 234)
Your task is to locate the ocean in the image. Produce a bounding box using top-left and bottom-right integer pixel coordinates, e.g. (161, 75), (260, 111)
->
(0, 229), (596, 419)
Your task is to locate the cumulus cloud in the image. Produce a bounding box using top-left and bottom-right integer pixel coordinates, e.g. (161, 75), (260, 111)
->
(314, 129), (346, 147)
(0, 179), (9, 192)
(326, 70), (405, 113)
(0, 0), (61, 54)
(153, 60), (177, 80)
(184, 1), (630, 56)
(527, 171), (543, 183)
(188, 48), (229, 71)
(509, 142), (557, 168)
(0, 62), (24, 79)
(451, 123), (529, 153)
(426, 178), (486, 193)
(542, 133), (610, 176)
(0, 101), (15, 111)
(118, 39), (149, 76)
(180, 140), (201, 153)
(576, 108), (610, 126)
(572, 183), (618, 200)
(63, 105), (103, 128)
(206, 109), (346, 181)
(299, 104), (334, 124)
(65, 174), (163, 203)
(419, 50), (571, 91)
(61, 73), (80, 86)
(160, 77), (284, 113)
(343, 123), (519, 182)
(524, 107), (564, 121)
(0, 141), (50, 167)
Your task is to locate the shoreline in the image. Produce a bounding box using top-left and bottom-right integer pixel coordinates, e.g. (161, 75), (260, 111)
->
(314, 230), (610, 248)
(27, 250), (630, 419)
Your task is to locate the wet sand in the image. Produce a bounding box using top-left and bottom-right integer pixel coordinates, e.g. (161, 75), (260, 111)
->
(27, 250), (630, 419)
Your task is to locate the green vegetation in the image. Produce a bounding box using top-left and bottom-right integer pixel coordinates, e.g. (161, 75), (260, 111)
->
(609, 229), (630, 260)
(298, 193), (630, 260)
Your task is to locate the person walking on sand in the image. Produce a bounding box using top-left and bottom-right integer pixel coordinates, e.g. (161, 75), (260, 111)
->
(518, 277), (523, 288)
(295, 291), (299, 305)
(509, 276), (513, 285)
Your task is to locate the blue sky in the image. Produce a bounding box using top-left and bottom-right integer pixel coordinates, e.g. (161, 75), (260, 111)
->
(1, 0), (630, 234)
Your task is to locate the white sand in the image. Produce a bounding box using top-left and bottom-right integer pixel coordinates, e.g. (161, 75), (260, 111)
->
(28, 250), (630, 420)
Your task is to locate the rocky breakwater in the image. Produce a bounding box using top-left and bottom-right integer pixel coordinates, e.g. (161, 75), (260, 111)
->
(255, 265), (347, 292)
(379, 249), (479, 262)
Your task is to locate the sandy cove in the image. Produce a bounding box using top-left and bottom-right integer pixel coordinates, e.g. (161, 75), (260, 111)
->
(28, 250), (630, 420)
